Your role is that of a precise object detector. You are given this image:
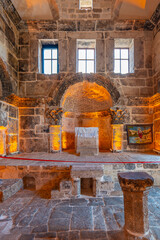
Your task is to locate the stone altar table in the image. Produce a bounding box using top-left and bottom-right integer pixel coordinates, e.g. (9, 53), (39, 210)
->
(75, 127), (99, 156)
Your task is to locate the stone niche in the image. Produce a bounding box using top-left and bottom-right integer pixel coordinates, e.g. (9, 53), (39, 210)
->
(61, 81), (113, 151)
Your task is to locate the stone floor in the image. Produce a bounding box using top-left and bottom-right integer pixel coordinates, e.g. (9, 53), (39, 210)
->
(0, 187), (160, 240)
(0, 151), (160, 166)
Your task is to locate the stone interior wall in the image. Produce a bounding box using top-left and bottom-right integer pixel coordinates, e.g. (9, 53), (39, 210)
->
(56, 0), (112, 20)
(0, 165), (71, 192)
(0, 2), (160, 153)
(19, 106), (48, 153)
(0, 2), (20, 96)
(0, 163), (160, 197)
(152, 14), (160, 152)
(0, 100), (19, 154)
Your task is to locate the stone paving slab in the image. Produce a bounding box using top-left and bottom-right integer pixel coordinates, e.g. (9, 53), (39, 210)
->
(0, 188), (160, 239)
(0, 151), (160, 166)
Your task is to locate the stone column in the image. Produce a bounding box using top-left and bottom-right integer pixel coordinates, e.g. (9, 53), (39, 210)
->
(118, 172), (154, 240)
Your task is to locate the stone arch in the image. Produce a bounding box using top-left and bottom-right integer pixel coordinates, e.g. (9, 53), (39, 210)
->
(60, 79), (113, 151)
(0, 58), (13, 98)
(49, 73), (120, 107)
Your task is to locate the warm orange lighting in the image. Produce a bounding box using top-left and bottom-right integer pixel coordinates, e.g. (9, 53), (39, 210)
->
(50, 125), (61, 152)
(155, 132), (160, 152)
(8, 134), (18, 154)
(123, 0), (146, 8)
(62, 81), (112, 113)
(112, 124), (123, 152)
(0, 127), (7, 156)
(25, 0), (46, 8)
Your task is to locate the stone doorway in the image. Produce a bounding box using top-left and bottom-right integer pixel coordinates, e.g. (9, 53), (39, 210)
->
(61, 81), (113, 152)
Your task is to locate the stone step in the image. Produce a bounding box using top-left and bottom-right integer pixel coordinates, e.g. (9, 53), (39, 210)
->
(0, 179), (23, 202)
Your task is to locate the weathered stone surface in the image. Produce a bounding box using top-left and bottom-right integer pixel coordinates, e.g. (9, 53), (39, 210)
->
(118, 172), (154, 239)
(20, 116), (40, 129)
(58, 20), (76, 31)
(19, 32), (30, 45)
(5, 24), (15, 46)
(0, 109), (8, 126)
(19, 60), (29, 72)
(118, 172), (154, 191)
(151, 3), (160, 25)
(71, 207), (93, 230)
(96, 20), (114, 31)
(77, 21), (96, 31)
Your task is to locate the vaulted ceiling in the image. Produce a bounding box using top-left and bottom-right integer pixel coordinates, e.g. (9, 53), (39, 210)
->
(11, 0), (159, 20)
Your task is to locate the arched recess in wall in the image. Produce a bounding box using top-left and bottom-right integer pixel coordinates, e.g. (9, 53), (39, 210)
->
(0, 58), (13, 98)
(49, 73), (120, 106)
(60, 80), (114, 151)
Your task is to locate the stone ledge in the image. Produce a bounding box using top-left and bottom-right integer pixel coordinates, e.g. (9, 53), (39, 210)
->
(0, 178), (23, 201)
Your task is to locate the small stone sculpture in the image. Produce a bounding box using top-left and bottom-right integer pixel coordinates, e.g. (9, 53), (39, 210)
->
(109, 107), (126, 124)
(46, 108), (63, 125)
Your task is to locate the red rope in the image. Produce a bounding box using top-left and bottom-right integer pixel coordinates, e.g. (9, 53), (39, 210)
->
(0, 155), (160, 164)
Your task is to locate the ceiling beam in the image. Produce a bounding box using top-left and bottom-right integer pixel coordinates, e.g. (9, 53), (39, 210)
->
(47, 0), (59, 20)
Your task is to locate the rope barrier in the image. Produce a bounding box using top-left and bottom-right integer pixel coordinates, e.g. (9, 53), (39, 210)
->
(0, 155), (160, 164)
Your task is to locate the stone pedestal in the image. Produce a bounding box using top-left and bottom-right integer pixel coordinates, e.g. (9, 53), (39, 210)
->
(118, 172), (154, 240)
(75, 127), (99, 156)
(111, 124), (123, 152)
(50, 125), (62, 152)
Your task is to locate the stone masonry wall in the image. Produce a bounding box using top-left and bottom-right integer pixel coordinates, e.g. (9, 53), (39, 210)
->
(18, 22), (154, 99)
(0, 100), (19, 154)
(0, 2), (20, 96)
(17, 19), (155, 152)
(56, 0), (112, 20)
(19, 106), (49, 153)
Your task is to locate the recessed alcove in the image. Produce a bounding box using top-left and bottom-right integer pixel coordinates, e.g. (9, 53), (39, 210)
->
(61, 81), (113, 151)
(23, 176), (36, 190)
(81, 178), (94, 196)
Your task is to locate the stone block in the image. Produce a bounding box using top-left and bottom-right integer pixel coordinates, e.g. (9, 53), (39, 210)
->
(96, 39), (105, 72)
(19, 32), (30, 45)
(0, 110), (8, 126)
(134, 38), (144, 69)
(20, 116), (40, 129)
(20, 46), (29, 59)
(8, 52), (18, 71)
(5, 24), (15, 46)
(19, 108), (34, 115)
(19, 73), (36, 81)
(71, 166), (104, 178)
(96, 20), (114, 31)
(68, 38), (76, 72)
(8, 118), (18, 133)
(77, 20), (96, 31)
(19, 60), (29, 72)
(0, 179), (23, 202)
(59, 39), (67, 72)
(58, 20), (76, 31)
(9, 105), (17, 118)
(26, 81), (53, 97)
(30, 40), (38, 72)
